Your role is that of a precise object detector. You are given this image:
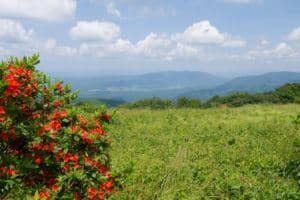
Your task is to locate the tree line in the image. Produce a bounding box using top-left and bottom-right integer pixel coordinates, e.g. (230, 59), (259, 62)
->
(121, 83), (300, 109)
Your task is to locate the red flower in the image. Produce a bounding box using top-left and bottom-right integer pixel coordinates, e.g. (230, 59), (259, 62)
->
(38, 191), (50, 200)
(74, 163), (81, 169)
(4, 78), (22, 97)
(55, 82), (63, 93)
(53, 100), (61, 108)
(74, 192), (81, 200)
(0, 167), (16, 176)
(0, 132), (9, 141)
(100, 181), (113, 193)
(98, 191), (105, 200)
(31, 143), (54, 152)
(38, 125), (50, 135)
(49, 184), (59, 192)
(63, 164), (70, 172)
(52, 110), (68, 120)
(34, 156), (43, 165)
(0, 116), (6, 122)
(0, 106), (5, 115)
(70, 125), (77, 134)
(32, 112), (41, 119)
(87, 187), (98, 200)
(92, 127), (105, 136)
(103, 114), (110, 121)
(49, 120), (61, 131)
(63, 153), (79, 163)
(79, 115), (88, 127)
(81, 129), (93, 144)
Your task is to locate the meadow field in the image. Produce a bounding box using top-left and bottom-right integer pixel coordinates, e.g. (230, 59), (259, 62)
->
(109, 104), (300, 199)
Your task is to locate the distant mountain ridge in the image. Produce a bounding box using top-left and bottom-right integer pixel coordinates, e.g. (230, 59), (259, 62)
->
(65, 71), (227, 101)
(64, 71), (300, 102)
(182, 71), (300, 100)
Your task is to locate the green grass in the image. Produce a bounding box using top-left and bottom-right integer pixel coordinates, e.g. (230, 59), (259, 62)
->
(108, 104), (300, 199)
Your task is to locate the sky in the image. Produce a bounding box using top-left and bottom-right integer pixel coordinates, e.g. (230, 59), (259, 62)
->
(0, 0), (300, 77)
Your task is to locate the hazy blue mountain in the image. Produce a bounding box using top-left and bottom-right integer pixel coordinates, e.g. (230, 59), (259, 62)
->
(182, 71), (300, 100)
(63, 71), (227, 101)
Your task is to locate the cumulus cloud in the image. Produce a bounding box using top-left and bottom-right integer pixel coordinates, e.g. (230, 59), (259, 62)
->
(180, 21), (225, 44)
(260, 39), (269, 46)
(106, 2), (121, 17)
(70, 20), (246, 61)
(247, 42), (295, 59)
(70, 21), (121, 41)
(287, 27), (300, 41)
(175, 21), (246, 47)
(168, 43), (199, 59)
(0, 0), (76, 21)
(79, 38), (135, 57)
(44, 38), (77, 56)
(0, 19), (34, 43)
(136, 33), (172, 58)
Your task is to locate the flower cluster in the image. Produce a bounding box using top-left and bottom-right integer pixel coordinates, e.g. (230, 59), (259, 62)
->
(0, 55), (114, 199)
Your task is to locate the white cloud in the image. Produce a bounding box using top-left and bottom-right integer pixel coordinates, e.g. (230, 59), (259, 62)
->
(273, 42), (293, 56)
(0, 19), (34, 43)
(180, 21), (225, 44)
(287, 27), (300, 41)
(176, 21), (246, 47)
(79, 38), (136, 57)
(222, 37), (246, 47)
(73, 20), (245, 61)
(106, 2), (121, 17)
(70, 21), (121, 41)
(44, 38), (77, 56)
(136, 33), (172, 58)
(0, 0), (76, 22)
(247, 42), (295, 59)
(260, 39), (269, 46)
(168, 43), (200, 59)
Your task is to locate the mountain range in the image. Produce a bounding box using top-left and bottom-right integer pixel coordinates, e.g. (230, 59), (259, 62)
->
(182, 71), (300, 100)
(64, 71), (300, 102)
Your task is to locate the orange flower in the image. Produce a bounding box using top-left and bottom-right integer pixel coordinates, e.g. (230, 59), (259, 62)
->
(49, 184), (59, 192)
(100, 181), (113, 193)
(38, 125), (50, 136)
(31, 143), (54, 152)
(70, 125), (77, 134)
(87, 187), (98, 200)
(92, 127), (105, 136)
(0, 167), (16, 176)
(55, 82), (63, 93)
(0, 107), (6, 121)
(49, 120), (61, 131)
(38, 191), (50, 200)
(52, 110), (68, 120)
(81, 129), (93, 144)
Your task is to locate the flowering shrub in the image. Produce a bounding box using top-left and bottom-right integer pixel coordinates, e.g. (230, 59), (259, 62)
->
(0, 55), (113, 199)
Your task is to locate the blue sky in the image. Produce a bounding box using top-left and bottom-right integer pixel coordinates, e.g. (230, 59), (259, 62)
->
(0, 0), (299, 77)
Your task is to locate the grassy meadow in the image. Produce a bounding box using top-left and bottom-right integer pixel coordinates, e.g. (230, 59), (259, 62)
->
(107, 104), (300, 199)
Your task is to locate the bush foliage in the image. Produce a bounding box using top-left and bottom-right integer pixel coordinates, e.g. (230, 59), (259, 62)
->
(0, 55), (113, 199)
